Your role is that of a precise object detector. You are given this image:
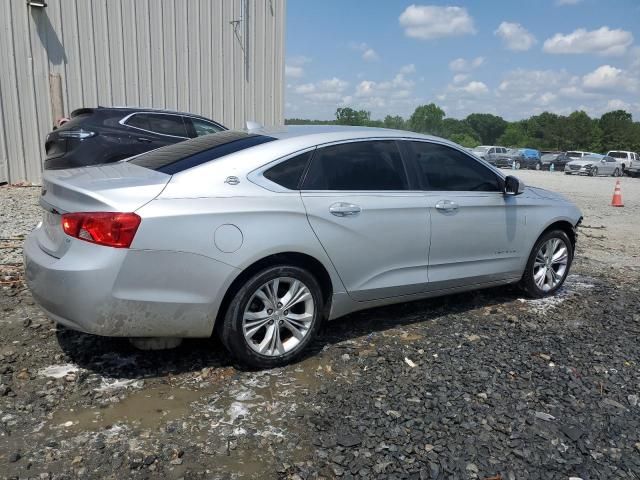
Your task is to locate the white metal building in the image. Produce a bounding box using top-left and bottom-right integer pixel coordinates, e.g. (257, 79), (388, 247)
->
(0, 0), (286, 184)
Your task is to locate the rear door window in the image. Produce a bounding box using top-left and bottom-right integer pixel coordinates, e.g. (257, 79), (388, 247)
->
(264, 151), (312, 190)
(146, 114), (188, 137)
(302, 141), (408, 191)
(186, 117), (224, 137)
(405, 141), (501, 192)
(125, 113), (188, 138)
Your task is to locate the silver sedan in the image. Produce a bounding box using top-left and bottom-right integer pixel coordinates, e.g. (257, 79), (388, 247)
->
(565, 155), (622, 176)
(24, 126), (582, 368)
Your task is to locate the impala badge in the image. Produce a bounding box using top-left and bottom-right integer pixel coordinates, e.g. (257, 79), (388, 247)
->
(225, 176), (240, 185)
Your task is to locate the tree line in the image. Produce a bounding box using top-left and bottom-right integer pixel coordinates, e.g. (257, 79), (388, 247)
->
(286, 104), (640, 153)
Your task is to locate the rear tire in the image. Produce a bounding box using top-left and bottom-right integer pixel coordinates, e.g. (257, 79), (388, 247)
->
(520, 230), (573, 298)
(613, 167), (621, 177)
(219, 265), (324, 369)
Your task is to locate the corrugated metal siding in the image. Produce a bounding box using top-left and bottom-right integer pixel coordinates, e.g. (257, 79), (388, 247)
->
(0, 0), (285, 184)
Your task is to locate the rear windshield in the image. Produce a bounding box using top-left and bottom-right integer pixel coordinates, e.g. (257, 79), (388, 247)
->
(129, 130), (276, 174)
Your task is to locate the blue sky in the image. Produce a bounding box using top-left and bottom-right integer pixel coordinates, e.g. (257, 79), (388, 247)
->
(284, 0), (640, 121)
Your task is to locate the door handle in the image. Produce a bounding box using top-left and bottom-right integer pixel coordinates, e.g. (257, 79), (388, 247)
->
(435, 200), (459, 212)
(329, 202), (361, 217)
(137, 137), (152, 143)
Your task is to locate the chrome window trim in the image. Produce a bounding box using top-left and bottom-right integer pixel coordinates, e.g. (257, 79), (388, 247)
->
(250, 136), (505, 194)
(298, 137), (414, 193)
(118, 111), (223, 140)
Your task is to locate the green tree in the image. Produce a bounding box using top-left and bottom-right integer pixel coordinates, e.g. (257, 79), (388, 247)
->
(335, 107), (371, 126)
(498, 121), (531, 147)
(564, 111), (593, 150)
(464, 113), (507, 145)
(409, 103), (445, 135)
(599, 110), (634, 151)
(449, 133), (481, 148)
(383, 115), (407, 130)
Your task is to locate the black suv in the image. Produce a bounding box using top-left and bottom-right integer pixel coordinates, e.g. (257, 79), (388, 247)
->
(45, 107), (226, 169)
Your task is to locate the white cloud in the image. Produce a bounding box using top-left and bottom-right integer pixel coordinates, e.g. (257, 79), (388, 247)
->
(288, 55), (311, 66)
(449, 56), (485, 72)
(317, 77), (349, 92)
(494, 22), (537, 51)
(355, 72), (415, 98)
(362, 48), (380, 62)
(399, 5), (476, 40)
(556, 0), (582, 5)
(285, 65), (304, 78)
(291, 77), (350, 106)
(399, 64), (416, 74)
(453, 74), (469, 84)
(285, 56), (311, 78)
(460, 81), (489, 95)
(607, 99), (630, 110)
(350, 42), (380, 62)
(543, 27), (634, 56)
(582, 65), (638, 92)
(295, 83), (316, 94)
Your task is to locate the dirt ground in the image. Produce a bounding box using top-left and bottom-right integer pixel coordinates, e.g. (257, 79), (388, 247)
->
(0, 171), (639, 479)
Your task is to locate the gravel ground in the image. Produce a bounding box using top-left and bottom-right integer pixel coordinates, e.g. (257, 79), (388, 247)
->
(1, 172), (639, 479)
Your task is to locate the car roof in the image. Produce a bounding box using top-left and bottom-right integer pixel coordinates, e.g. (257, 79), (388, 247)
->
(252, 125), (456, 146)
(71, 106), (217, 121)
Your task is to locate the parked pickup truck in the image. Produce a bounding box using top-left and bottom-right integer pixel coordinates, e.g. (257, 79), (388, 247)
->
(606, 150), (638, 175)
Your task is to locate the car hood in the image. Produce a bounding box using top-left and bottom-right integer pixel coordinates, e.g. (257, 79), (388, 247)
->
(567, 159), (597, 166)
(525, 186), (572, 204)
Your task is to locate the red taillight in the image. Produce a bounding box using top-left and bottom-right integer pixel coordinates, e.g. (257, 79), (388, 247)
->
(61, 212), (141, 248)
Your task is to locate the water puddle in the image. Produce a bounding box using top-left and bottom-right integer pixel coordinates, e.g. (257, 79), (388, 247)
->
(50, 384), (206, 433)
(46, 354), (327, 436)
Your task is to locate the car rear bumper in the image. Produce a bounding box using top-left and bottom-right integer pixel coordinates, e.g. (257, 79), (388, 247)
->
(24, 230), (239, 338)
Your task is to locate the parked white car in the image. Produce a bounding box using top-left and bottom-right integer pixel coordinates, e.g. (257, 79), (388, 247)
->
(606, 150), (637, 173)
(566, 151), (597, 161)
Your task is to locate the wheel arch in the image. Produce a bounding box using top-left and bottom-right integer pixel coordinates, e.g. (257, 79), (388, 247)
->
(539, 218), (579, 251)
(213, 252), (334, 334)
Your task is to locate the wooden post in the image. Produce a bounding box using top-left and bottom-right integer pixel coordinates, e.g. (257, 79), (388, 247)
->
(49, 73), (64, 127)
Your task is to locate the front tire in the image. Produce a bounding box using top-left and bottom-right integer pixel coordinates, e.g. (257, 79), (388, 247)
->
(535, 162), (542, 171)
(590, 167), (598, 177)
(219, 266), (323, 369)
(520, 230), (573, 298)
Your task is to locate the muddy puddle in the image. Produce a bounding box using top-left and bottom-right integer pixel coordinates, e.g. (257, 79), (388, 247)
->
(48, 354), (326, 435)
(50, 384), (206, 432)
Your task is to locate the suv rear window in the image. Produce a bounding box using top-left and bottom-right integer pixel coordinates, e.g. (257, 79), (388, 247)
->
(130, 131), (276, 174)
(607, 152), (628, 159)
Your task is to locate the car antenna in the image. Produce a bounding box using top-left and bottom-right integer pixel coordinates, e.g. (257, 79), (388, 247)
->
(246, 120), (264, 131)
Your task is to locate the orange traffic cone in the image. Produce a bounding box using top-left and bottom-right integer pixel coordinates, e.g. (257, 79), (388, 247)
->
(611, 180), (624, 207)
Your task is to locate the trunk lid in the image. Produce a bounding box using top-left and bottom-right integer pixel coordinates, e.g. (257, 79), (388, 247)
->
(37, 161), (170, 258)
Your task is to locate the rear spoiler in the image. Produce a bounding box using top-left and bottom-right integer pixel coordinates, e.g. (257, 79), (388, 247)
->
(69, 108), (95, 118)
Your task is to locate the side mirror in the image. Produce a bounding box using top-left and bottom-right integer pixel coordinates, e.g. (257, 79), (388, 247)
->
(504, 175), (525, 195)
(601, 158), (607, 163)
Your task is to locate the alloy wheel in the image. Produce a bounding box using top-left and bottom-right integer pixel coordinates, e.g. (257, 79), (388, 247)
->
(533, 238), (569, 292)
(242, 277), (315, 357)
